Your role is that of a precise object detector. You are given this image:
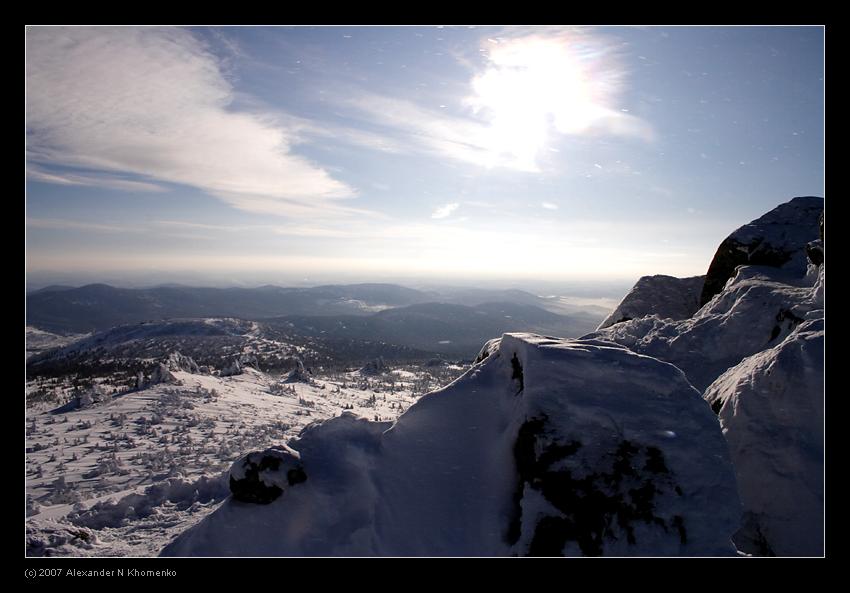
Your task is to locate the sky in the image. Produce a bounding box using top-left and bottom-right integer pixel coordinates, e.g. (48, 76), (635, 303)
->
(25, 25), (825, 290)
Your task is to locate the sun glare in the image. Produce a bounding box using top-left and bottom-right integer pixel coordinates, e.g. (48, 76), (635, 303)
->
(468, 34), (622, 171)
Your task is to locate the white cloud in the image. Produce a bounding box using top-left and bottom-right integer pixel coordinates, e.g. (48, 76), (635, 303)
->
(25, 27), (356, 218)
(431, 203), (460, 219)
(541, 202), (559, 210)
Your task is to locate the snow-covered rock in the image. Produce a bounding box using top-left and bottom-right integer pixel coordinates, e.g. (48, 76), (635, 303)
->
(703, 317), (824, 556)
(699, 196), (823, 307)
(164, 351), (200, 374)
(161, 333), (741, 557)
(585, 197), (826, 557)
(228, 445), (306, 504)
(587, 265), (822, 392)
(149, 363), (178, 385)
(220, 353), (261, 377)
(597, 275), (705, 330)
(77, 385), (109, 408)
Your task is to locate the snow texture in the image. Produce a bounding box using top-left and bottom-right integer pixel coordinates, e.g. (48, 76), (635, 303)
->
(597, 275), (705, 330)
(161, 332), (741, 557)
(704, 311), (823, 556)
(26, 357), (455, 556)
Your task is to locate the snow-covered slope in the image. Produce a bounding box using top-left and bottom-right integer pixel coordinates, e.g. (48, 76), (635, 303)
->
(699, 196), (823, 306)
(704, 311), (823, 556)
(26, 326), (88, 359)
(161, 333), (741, 557)
(26, 358), (457, 556)
(597, 275), (705, 330)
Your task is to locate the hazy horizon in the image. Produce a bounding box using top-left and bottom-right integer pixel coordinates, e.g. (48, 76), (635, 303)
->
(26, 26), (824, 286)
(24, 270), (636, 301)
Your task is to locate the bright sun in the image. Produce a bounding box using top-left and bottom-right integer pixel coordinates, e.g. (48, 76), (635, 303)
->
(467, 33), (622, 171)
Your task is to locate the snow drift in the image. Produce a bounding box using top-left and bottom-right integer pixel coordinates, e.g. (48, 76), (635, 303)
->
(161, 332), (741, 557)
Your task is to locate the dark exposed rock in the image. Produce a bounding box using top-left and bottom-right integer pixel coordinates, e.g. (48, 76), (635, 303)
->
(359, 357), (387, 376)
(229, 446), (306, 505)
(509, 415), (685, 556)
(219, 359), (243, 377)
(510, 353), (524, 394)
(806, 240), (823, 266)
(283, 359), (311, 383)
(699, 196), (823, 307)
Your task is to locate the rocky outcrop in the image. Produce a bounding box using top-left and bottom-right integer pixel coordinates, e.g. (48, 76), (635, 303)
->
(162, 333), (741, 557)
(77, 385), (109, 408)
(704, 317), (824, 556)
(149, 363), (178, 385)
(806, 239), (823, 267)
(586, 196), (826, 557)
(219, 359), (242, 377)
(699, 196), (823, 307)
(220, 353), (260, 377)
(359, 357), (386, 376)
(597, 275), (705, 330)
(587, 265), (821, 392)
(164, 351), (200, 374)
(228, 446), (306, 505)
(283, 359), (311, 383)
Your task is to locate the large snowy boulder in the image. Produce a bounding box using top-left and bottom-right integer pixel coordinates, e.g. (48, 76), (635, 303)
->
(587, 265), (822, 392)
(161, 333), (741, 557)
(703, 317), (824, 556)
(699, 196), (823, 307)
(597, 275), (705, 330)
(229, 446), (307, 504)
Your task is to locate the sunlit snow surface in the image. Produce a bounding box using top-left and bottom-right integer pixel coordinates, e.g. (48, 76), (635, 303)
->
(26, 364), (453, 556)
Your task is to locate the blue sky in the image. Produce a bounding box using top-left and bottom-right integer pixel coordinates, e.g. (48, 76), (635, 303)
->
(25, 26), (824, 289)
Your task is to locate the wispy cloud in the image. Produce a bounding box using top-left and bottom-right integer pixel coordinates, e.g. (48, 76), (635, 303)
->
(26, 165), (166, 193)
(26, 217), (140, 233)
(541, 201), (559, 210)
(431, 203), (460, 219)
(25, 27), (357, 218)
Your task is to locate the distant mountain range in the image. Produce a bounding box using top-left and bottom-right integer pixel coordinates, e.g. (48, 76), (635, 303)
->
(270, 301), (603, 356)
(25, 283), (606, 348)
(26, 283), (432, 333)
